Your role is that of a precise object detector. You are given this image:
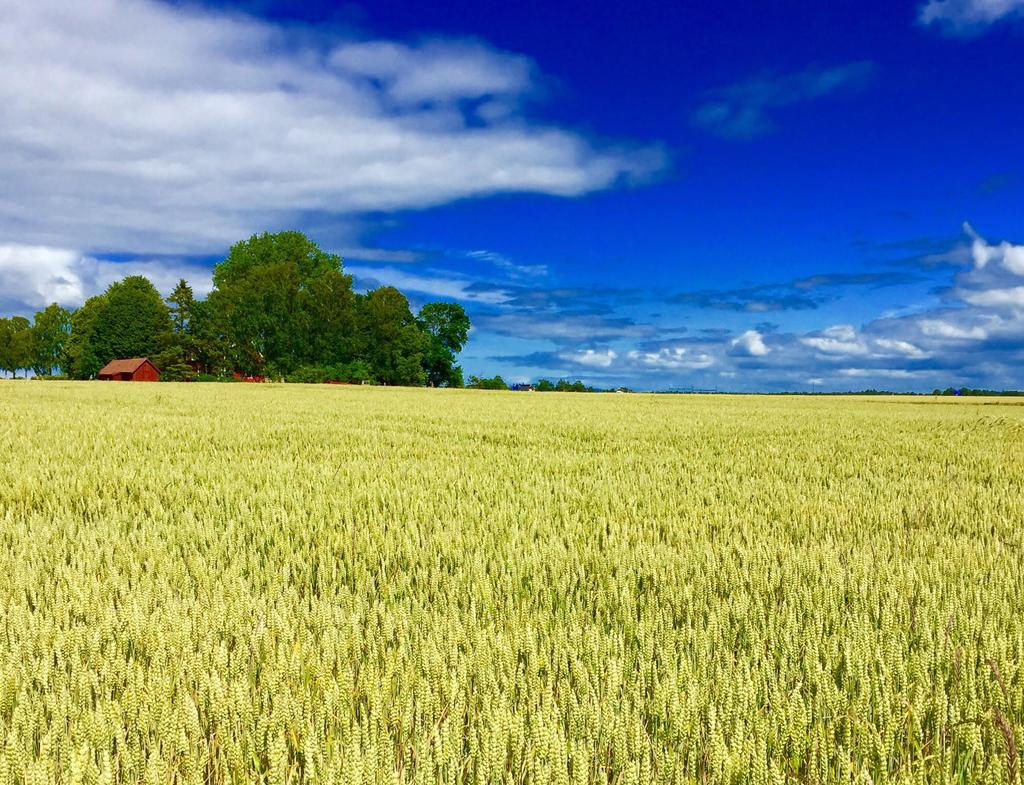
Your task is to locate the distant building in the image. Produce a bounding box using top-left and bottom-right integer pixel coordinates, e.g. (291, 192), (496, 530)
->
(510, 383), (536, 392)
(97, 357), (160, 382)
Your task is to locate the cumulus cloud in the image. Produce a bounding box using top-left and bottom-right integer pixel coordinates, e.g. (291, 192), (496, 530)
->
(919, 0), (1024, 32)
(626, 347), (715, 369)
(692, 62), (876, 138)
(0, 243), (212, 314)
(918, 319), (989, 340)
(965, 222), (1024, 273)
(872, 338), (930, 359)
(730, 330), (770, 356)
(800, 325), (869, 356)
(0, 0), (663, 255)
(560, 349), (618, 368)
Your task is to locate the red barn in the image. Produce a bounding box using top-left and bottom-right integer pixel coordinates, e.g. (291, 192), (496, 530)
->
(97, 357), (161, 382)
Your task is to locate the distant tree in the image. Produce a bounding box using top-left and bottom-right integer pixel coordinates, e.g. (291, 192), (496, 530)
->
(343, 359), (373, 383)
(554, 379), (594, 392)
(467, 374), (508, 390)
(30, 303), (72, 376)
(0, 318), (17, 377)
(0, 317), (33, 377)
(535, 378), (555, 392)
(417, 302), (470, 387)
(0, 318), (13, 377)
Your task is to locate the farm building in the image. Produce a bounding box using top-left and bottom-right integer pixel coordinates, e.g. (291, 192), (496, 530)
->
(97, 357), (161, 382)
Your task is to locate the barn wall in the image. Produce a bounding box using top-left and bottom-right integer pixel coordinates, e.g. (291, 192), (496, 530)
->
(132, 363), (160, 382)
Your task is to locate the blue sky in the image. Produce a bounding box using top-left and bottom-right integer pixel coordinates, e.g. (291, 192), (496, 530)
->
(1, 0), (1023, 390)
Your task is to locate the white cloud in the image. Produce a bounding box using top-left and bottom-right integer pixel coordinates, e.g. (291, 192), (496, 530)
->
(919, 0), (1024, 30)
(945, 226), (1024, 314)
(340, 247), (426, 264)
(0, 0), (662, 255)
(466, 250), (549, 279)
(561, 349), (618, 368)
(918, 319), (989, 340)
(964, 222), (1024, 274)
(329, 40), (532, 105)
(0, 246), (89, 309)
(801, 324), (869, 356)
(838, 368), (929, 379)
(960, 286), (1024, 308)
(872, 338), (930, 358)
(347, 265), (511, 304)
(0, 243), (212, 313)
(730, 329), (770, 356)
(626, 347), (715, 369)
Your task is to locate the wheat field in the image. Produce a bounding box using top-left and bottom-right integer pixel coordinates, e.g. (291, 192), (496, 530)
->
(0, 382), (1022, 785)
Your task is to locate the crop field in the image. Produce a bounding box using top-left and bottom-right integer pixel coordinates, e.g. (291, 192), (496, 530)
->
(0, 382), (1022, 785)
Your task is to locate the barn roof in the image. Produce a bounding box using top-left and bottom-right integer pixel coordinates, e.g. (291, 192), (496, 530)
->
(98, 357), (156, 375)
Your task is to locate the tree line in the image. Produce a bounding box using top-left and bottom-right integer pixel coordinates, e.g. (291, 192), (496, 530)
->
(466, 375), (614, 392)
(0, 232), (470, 386)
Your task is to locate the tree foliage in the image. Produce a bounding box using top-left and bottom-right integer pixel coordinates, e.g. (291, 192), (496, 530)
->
(467, 374), (509, 390)
(30, 304), (72, 376)
(418, 302), (470, 388)
(0, 316), (33, 377)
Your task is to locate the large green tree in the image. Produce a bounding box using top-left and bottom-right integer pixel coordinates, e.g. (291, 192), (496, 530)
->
(0, 317), (33, 377)
(355, 287), (428, 386)
(31, 303), (72, 376)
(63, 296), (106, 379)
(90, 276), (172, 367)
(299, 268), (357, 367)
(0, 318), (13, 377)
(211, 232), (353, 375)
(417, 302), (470, 387)
(63, 277), (171, 378)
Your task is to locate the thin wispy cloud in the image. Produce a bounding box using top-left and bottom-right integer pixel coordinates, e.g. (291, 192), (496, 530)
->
(465, 250), (549, 280)
(919, 0), (1024, 32)
(692, 62), (876, 139)
(669, 270), (917, 312)
(348, 265), (512, 305)
(477, 312), (657, 342)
